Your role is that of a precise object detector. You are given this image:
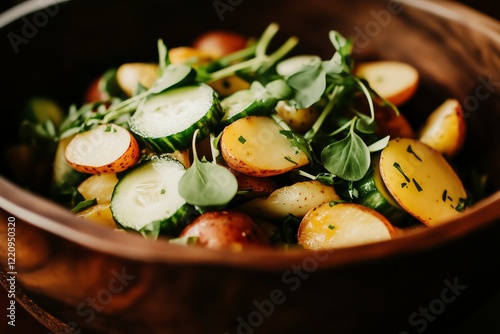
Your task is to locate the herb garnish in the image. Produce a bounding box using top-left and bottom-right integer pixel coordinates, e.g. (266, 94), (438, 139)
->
(178, 129), (238, 208)
(407, 145), (422, 162)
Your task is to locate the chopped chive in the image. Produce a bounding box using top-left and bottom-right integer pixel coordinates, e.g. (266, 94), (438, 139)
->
(393, 162), (410, 182)
(442, 189), (448, 202)
(284, 156), (297, 164)
(328, 224), (335, 230)
(70, 198), (97, 213)
(448, 196), (453, 201)
(160, 189), (166, 194)
(412, 178), (423, 192)
(455, 198), (468, 212)
(407, 145), (422, 162)
(104, 124), (112, 132)
(113, 128), (117, 133)
(238, 135), (246, 144)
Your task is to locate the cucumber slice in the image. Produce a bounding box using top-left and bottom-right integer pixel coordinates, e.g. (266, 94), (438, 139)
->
(111, 156), (197, 237)
(354, 156), (413, 227)
(129, 84), (224, 153)
(221, 89), (271, 125)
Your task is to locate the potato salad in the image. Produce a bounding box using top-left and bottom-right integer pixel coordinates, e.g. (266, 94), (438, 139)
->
(21, 24), (472, 251)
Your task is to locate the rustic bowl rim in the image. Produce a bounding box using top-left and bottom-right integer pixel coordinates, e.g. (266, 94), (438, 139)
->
(1, 0), (499, 271)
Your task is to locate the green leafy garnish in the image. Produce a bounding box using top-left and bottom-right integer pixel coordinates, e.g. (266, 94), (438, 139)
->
(70, 198), (97, 213)
(178, 129), (238, 207)
(321, 118), (371, 181)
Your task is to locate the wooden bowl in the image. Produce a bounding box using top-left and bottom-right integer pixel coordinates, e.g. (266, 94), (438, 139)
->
(1, 0), (499, 333)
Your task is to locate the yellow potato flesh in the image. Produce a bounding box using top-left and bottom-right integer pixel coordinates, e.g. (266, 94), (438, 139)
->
(77, 173), (118, 203)
(116, 63), (159, 96)
(298, 203), (394, 250)
(221, 116), (309, 176)
(355, 61), (418, 106)
(419, 99), (466, 157)
(238, 180), (340, 219)
(76, 203), (117, 229)
(210, 75), (250, 97)
(379, 138), (467, 226)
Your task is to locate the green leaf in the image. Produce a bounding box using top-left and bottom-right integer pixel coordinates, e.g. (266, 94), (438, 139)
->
(139, 221), (161, 240)
(70, 198), (97, 213)
(157, 39), (170, 74)
(287, 60), (326, 109)
(354, 112), (376, 134)
(321, 128), (371, 181)
(265, 79), (293, 100)
(315, 173), (336, 186)
(367, 135), (390, 152)
(178, 130), (238, 207)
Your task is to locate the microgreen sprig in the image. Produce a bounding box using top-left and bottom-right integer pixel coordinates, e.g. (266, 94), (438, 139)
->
(178, 129), (238, 208)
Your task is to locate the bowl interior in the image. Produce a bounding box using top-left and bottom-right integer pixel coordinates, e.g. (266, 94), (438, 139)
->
(0, 0), (499, 254)
(1, 1), (500, 333)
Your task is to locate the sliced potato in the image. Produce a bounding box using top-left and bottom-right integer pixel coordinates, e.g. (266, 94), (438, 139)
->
(192, 31), (248, 58)
(376, 108), (414, 139)
(355, 60), (419, 106)
(77, 173), (118, 203)
(53, 135), (88, 186)
(230, 168), (278, 196)
(76, 203), (117, 229)
(65, 124), (140, 174)
(298, 203), (396, 250)
(168, 149), (191, 169)
(379, 138), (468, 226)
(275, 100), (320, 133)
(238, 180), (340, 219)
(353, 95), (414, 138)
(418, 99), (466, 157)
(209, 75), (250, 97)
(116, 62), (159, 96)
(168, 47), (214, 66)
(179, 210), (270, 250)
(220, 116), (309, 177)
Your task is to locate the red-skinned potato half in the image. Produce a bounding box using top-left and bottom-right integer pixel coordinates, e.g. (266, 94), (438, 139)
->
(65, 124), (140, 174)
(354, 60), (419, 106)
(353, 94), (414, 139)
(180, 210), (271, 250)
(84, 76), (108, 103)
(192, 31), (248, 58)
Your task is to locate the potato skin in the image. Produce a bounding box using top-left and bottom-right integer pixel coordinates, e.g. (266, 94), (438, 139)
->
(65, 126), (140, 175)
(180, 210), (270, 249)
(192, 31), (248, 58)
